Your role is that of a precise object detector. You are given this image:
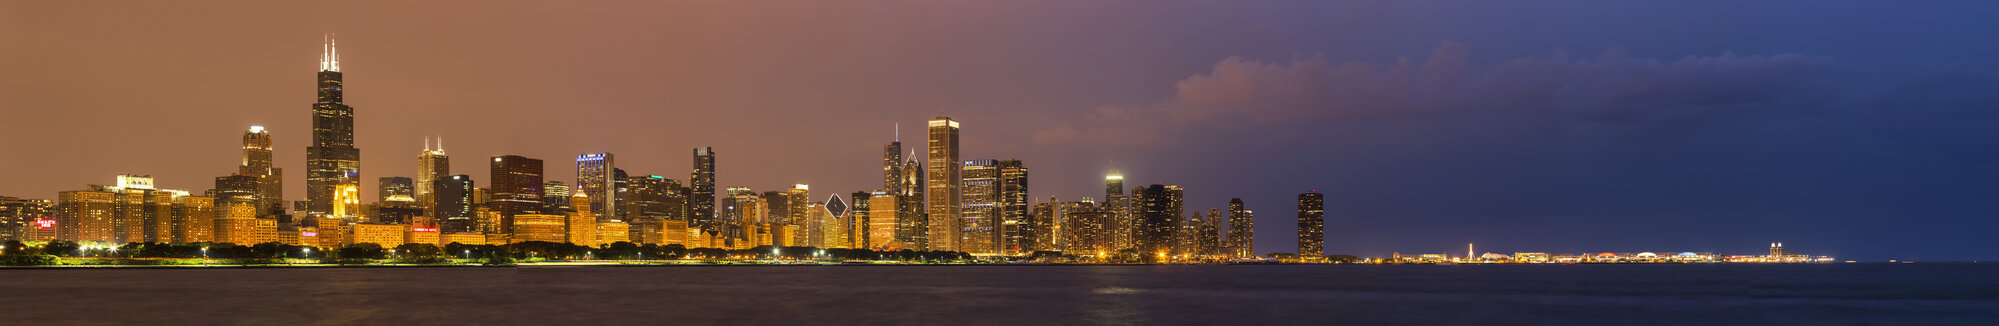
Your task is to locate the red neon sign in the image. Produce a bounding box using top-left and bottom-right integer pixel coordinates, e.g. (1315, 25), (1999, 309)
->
(412, 227), (439, 233)
(34, 219), (55, 229)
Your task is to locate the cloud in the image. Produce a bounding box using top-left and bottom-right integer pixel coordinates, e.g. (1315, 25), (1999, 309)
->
(1042, 40), (1838, 145)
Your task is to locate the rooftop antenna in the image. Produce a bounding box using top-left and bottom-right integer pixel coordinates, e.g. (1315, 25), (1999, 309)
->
(895, 123), (899, 142)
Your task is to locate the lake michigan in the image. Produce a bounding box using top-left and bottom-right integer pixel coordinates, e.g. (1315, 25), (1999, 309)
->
(4, 263), (1994, 325)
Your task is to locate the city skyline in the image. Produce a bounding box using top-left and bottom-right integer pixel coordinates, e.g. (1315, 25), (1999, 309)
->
(6, 2), (1999, 261)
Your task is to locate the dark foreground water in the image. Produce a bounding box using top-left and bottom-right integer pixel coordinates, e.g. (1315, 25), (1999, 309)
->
(4, 264), (1996, 325)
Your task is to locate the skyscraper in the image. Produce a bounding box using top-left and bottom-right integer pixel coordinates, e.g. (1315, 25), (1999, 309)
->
(306, 34), (362, 219)
(1135, 184), (1184, 260)
(997, 160), (1029, 255)
(577, 153), (616, 222)
(868, 191), (898, 250)
(1297, 192), (1325, 259)
(926, 117), (961, 251)
(1226, 198), (1255, 258)
(240, 126), (283, 217)
(542, 181), (572, 213)
(884, 137), (902, 194)
(960, 159), (1001, 255)
(690, 147), (716, 231)
(377, 176), (419, 224)
(416, 137), (449, 219)
(1104, 174), (1132, 251)
(489, 155), (544, 234)
(896, 154), (927, 250)
(436, 175), (475, 233)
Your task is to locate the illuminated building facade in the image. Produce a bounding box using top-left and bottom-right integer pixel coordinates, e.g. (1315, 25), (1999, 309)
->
(567, 193), (598, 247)
(896, 155), (927, 250)
(576, 153), (616, 222)
(1029, 200), (1057, 252)
(348, 223), (405, 246)
(489, 155), (544, 234)
(239, 126), (284, 217)
(1104, 174), (1132, 252)
(1297, 192), (1325, 259)
(306, 35), (362, 219)
(1226, 198), (1254, 258)
(959, 159), (1000, 255)
(511, 213), (566, 243)
(416, 137), (449, 219)
(867, 192), (898, 250)
(925, 117), (961, 251)
(542, 181), (571, 213)
(0, 196), (52, 242)
(1059, 199), (1105, 255)
(172, 195), (214, 243)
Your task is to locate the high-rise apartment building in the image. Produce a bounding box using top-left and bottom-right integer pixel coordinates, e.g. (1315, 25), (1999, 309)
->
(306, 35), (362, 219)
(1134, 184), (1184, 260)
(1297, 192), (1325, 259)
(884, 139), (902, 194)
(576, 153), (616, 222)
(925, 117), (960, 251)
(489, 155), (544, 234)
(1226, 198), (1254, 258)
(0, 196), (52, 242)
(1104, 174), (1132, 251)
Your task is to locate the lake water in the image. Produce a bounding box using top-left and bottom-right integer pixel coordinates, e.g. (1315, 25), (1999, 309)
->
(4, 264), (1995, 325)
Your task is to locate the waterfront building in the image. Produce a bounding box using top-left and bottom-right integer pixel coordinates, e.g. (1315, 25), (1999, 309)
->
(348, 223), (405, 246)
(310, 216), (346, 249)
(925, 117), (961, 251)
(596, 221), (630, 245)
(0, 196), (52, 242)
(1134, 184), (1184, 260)
(489, 155), (544, 233)
(1226, 198), (1254, 258)
(172, 195), (215, 243)
(55, 175), (193, 244)
(511, 213), (566, 243)
(416, 137), (449, 219)
(1058, 199), (1106, 255)
(1297, 192), (1325, 259)
(305, 35), (362, 219)
(689, 147), (717, 231)
(440, 232), (486, 246)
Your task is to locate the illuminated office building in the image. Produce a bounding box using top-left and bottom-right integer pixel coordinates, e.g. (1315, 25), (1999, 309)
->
(56, 175), (192, 244)
(925, 117), (961, 251)
(960, 159), (1000, 255)
(377, 177), (420, 224)
(897, 155), (926, 250)
(1029, 200), (1057, 252)
(1059, 199), (1106, 255)
(347, 223), (405, 246)
(172, 195), (215, 243)
(416, 137), (449, 218)
(1104, 174), (1132, 251)
(576, 153), (616, 222)
(489, 155), (544, 233)
(511, 213), (566, 243)
(239, 126), (283, 217)
(567, 192), (598, 247)
(306, 34), (362, 219)
(543, 181), (571, 213)
(1297, 192), (1325, 259)
(867, 191), (898, 250)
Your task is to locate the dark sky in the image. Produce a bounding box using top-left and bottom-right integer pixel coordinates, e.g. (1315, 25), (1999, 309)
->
(5, 1), (1997, 261)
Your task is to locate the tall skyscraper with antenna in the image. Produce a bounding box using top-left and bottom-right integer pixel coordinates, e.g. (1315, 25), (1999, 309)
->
(240, 126), (283, 217)
(306, 34), (362, 221)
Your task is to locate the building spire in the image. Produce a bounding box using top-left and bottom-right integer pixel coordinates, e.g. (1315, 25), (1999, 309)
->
(320, 33), (340, 72)
(895, 123), (900, 142)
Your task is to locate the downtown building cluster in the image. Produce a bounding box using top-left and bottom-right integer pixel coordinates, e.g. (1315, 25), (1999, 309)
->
(0, 36), (1350, 262)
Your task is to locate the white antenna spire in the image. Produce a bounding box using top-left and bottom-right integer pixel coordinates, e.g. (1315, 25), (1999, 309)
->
(319, 33), (341, 72)
(895, 123), (899, 142)
(423, 136), (430, 151)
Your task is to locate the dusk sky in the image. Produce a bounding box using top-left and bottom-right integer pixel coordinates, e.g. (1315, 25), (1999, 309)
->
(5, 1), (1998, 261)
